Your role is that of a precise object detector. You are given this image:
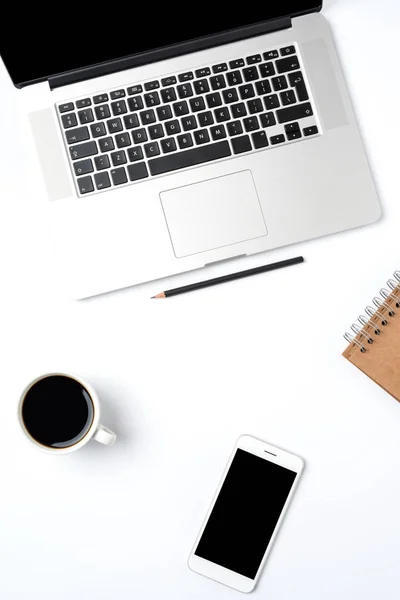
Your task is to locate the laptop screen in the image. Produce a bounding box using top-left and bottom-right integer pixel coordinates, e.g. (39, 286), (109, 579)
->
(1, 2), (322, 87)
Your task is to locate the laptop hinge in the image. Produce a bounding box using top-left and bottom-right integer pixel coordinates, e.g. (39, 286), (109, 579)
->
(48, 17), (291, 90)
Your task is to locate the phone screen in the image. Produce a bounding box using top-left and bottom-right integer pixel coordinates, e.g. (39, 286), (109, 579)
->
(195, 449), (297, 579)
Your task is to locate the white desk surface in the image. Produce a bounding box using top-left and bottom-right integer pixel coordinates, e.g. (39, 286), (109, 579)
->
(1, 1), (400, 598)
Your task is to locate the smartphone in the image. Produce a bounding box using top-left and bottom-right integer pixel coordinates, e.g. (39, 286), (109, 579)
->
(188, 435), (304, 593)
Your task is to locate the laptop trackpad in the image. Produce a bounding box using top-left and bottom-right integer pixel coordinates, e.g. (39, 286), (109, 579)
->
(160, 170), (268, 258)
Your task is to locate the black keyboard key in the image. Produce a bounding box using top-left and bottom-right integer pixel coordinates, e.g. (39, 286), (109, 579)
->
(76, 98), (91, 109)
(77, 175), (94, 194)
(78, 109), (94, 124)
(227, 120), (243, 137)
(263, 50), (279, 60)
(256, 80), (272, 96)
(194, 79), (210, 95)
(90, 122), (106, 138)
(157, 105), (173, 120)
(285, 122), (300, 133)
(215, 107), (230, 123)
(178, 72), (194, 82)
(272, 76), (288, 91)
(65, 126), (89, 144)
(281, 90), (297, 106)
(223, 88), (239, 104)
(162, 76), (177, 87)
(198, 111), (214, 127)
(161, 87), (177, 103)
(107, 118), (123, 133)
(116, 132), (131, 148)
(247, 54), (262, 64)
(182, 115), (197, 131)
(59, 102), (74, 113)
(206, 92), (222, 108)
(132, 128), (148, 144)
(260, 112), (276, 128)
(161, 138), (177, 153)
(144, 92), (160, 107)
(145, 80), (160, 91)
(111, 100), (127, 115)
(227, 71), (243, 87)
(94, 155), (110, 170)
(127, 85), (143, 95)
(264, 94), (280, 110)
(177, 84), (193, 99)
(173, 100), (189, 116)
(211, 124), (227, 140)
(195, 67), (211, 77)
(165, 120), (181, 135)
(127, 162), (149, 181)
(213, 63), (228, 73)
(111, 167), (128, 186)
(303, 125), (319, 137)
(210, 75), (226, 90)
(259, 62), (275, 78)
(244, 116), (259, 132)
(149, 124), (165, 140)
(140, 109), (156, 125)
(70, 141), (97, 160)
(239, 84), (255, 100)
(289, 71), (309, 102)
(243, 67), (259, 82)
(61, 113), (77, 129)
(94, 94), (109, 104)
(232, 135), (252, 154)
(128, 96), (144, 111)
(271, 134), (285, 145)
(128, 146), (144, 162)
(95, 104), (111, 120)
(190, 97), (206, 112)
(276, 56), (300, 74)
(229, 58), (245, 69)
(99, 137), (115, 152)
(280, 45), (296, 56)
(286, 130), (302, 140)
(111, 150), (127, 166)
(110, 89), (126, 99)
(149, 141), (231, 176)
(145, 142), (160, 158)
(124, 114), (140, 129)
(247, 99), (263, 114)
(252, 131), (269, 149)
(178, 133), (194, 149)
(277, 102), (313, 123)
(94, 172), (111, 190)
(74, 159), (93, 176)
(231, 102), (247, 118)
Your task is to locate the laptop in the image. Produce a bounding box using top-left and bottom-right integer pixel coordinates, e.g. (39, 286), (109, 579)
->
(0, 2), (380, 298)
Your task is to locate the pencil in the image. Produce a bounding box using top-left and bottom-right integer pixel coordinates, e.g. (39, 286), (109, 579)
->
(151, 256), (304, 298)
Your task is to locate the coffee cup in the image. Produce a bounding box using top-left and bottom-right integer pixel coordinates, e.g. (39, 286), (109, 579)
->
(18, 373), (116, 453)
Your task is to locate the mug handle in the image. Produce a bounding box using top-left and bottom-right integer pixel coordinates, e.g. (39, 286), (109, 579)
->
(93, 424), (116, 446)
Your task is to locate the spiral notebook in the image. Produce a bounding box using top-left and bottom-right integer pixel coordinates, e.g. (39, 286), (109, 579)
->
(343, 271), (400, 402)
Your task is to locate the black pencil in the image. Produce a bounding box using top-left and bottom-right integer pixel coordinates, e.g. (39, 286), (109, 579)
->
(151, 256), (304, 298)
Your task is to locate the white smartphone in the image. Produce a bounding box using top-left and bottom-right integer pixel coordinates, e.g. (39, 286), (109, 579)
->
(188, 435), (304, 593)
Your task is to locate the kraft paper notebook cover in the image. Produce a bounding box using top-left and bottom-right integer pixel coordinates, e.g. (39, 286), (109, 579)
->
(343, 271), (400, 402)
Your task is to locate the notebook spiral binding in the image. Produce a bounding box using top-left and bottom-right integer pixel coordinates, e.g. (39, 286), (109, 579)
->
(343, 271), (400, 353)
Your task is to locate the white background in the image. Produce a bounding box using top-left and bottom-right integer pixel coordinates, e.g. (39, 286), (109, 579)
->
(1, 0), (400, 598)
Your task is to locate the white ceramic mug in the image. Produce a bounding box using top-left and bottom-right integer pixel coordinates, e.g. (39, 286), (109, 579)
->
(18, 372), (116, 454)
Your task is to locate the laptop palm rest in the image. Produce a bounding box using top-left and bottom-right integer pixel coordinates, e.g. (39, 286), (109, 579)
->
(160, 170), (268, 258)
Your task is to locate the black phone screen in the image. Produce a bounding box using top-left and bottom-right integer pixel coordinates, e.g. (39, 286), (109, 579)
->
(195, 449), (297, 579)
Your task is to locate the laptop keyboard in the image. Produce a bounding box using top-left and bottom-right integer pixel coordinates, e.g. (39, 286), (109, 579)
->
(57, 45), (319, 196)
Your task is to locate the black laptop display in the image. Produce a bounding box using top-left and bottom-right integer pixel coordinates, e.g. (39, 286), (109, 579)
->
(1, 2), (322, 87)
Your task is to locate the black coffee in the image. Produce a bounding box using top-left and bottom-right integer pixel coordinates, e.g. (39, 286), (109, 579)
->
(21, 375), (94, 448)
